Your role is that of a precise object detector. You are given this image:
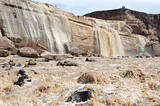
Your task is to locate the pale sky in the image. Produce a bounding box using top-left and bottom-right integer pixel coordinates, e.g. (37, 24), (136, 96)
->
(33, 0), (160, 15)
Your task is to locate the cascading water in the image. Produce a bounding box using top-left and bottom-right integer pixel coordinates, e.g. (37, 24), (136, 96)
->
(135, 34), (149, 52)
(92, 19), (125, 57)
(1, 1), (72, 54)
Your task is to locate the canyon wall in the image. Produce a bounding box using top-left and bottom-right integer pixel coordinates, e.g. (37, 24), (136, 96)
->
(0, 0), (156, 57)
(85, 7), (160, 56)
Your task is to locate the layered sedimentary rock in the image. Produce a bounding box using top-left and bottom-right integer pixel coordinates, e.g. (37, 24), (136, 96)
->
(0, 0), (72, 54)
(0, 1), (157, 57)
(85, 7), (160, 56)
(85, 7), (159, 39)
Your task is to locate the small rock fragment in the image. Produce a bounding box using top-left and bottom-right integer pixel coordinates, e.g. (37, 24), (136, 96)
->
(28, 59), (37, 65)
(56, 61), (77, 66)
(85, 58), (96, 62)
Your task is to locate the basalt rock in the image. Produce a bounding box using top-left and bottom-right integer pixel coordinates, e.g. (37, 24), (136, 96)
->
(56, 61), (77, 66)
(66, 90), (93, 103)
(85, 58), (96, 62)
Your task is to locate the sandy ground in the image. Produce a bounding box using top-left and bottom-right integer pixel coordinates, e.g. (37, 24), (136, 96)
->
(0, 55), (159, 106)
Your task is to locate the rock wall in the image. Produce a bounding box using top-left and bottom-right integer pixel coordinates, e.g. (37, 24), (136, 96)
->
(0, 0), (154, 57)
(84, 7), (160, 40)
(0, 0), (72, 54)
(85, 7), (160, 56)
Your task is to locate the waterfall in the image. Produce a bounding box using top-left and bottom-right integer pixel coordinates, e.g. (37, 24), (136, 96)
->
(51, 14), (72, 54)
(1, 1), (72, 54)
(92, 19), (125, 57)
(136, 35), (149, 52)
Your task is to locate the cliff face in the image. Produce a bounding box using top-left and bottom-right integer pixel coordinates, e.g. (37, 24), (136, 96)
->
(85, 7), (160, 55)
(85, 7), (160, 37)
(0, 1), (154, 57)
(0, 0), (73, 54)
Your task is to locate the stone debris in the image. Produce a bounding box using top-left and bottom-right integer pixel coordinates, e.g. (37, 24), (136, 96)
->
(85, 58), (97, 62)
(56, 61), (78, 66)
(14, 69), (31, 87)
(8, 60), (15, 66)
(66, 90), (93, 103)
(28, 59), (37, 65)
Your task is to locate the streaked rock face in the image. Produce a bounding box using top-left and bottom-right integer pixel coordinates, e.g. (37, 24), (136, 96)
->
(0, 0), (72, 54)
(0, 0), (152, 57)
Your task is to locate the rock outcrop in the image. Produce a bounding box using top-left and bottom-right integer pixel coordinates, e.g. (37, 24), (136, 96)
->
(85, 7), (159, 39)
(0, 37), (17, 54)
(145, 42), (160, 56)
(85, 7), (160, 56)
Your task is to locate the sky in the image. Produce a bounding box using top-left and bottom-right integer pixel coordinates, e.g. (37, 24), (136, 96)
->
(33, 0), (160, 15)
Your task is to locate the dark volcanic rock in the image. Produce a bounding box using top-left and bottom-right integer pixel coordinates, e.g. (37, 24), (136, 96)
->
(57, 61), (77, 66)
(66, 90), (93, 103)
(85, 58), (96, 62)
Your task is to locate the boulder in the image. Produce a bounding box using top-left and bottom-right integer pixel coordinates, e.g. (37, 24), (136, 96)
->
(145, 42), (160, 56)
(77, 72), (108, 84)
(66, 90), (93, 103)
(119, 69), (146, 83)
(0, 49), (9, 57)
(41, 50), (73, 60)
(28, 59), (37, 65)
(14, 40), (47, 55)
(0, 37), (17, 54)
(17, 47), (39, 58)
(70, 48), (91, 57)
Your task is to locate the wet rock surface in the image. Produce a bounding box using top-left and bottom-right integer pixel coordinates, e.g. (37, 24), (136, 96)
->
(0, 56), (159, 106)
(66, 90), (93, 103)
(56, 61), (78, 66)
(14, 69), (31, 87)
(85, 58), (96, 62)
(77, 72), (108, 84)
